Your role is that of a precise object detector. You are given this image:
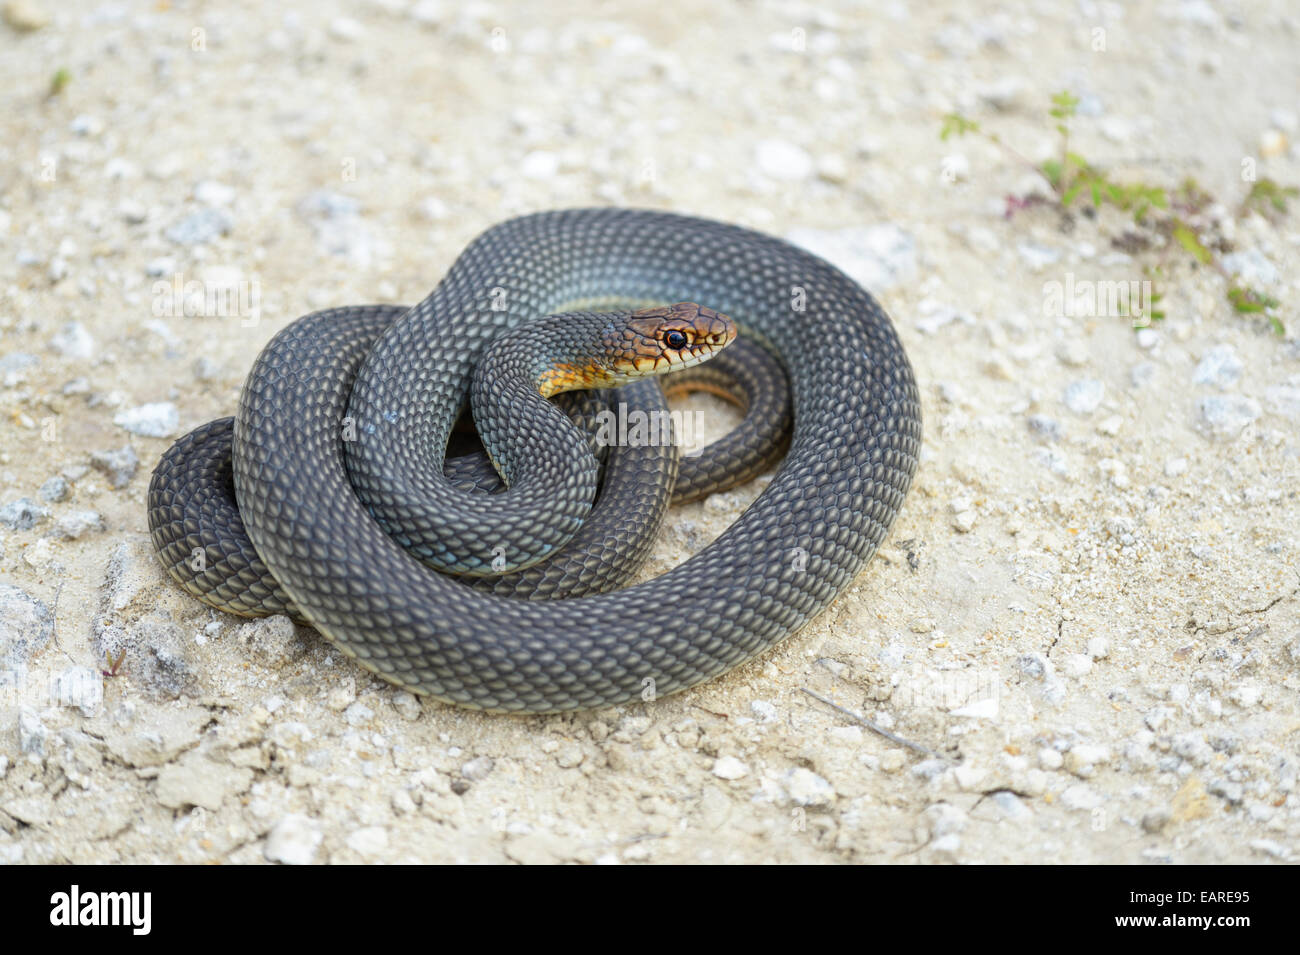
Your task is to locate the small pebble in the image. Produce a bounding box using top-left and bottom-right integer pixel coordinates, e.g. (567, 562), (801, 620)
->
(3, 0), (51, 31)
(781, 768), (836, 807)
(461, 756), (495, 781)
(18, 708), (47, 754)
(390, 691), (421, 721)
(1065, 744), (1110, 778)
(1192, 344), (1243, 389)
(90, 446), (139, 488)
(1055, 340), (1089, 367)
(193, 180), (236, 206)
(1197, 395), (1260, 438)
(1027, 414), (1060, 442)
(165, 208), (233, 246)
(48, 322), (96, 360)
(1265, 385), (1300, 422)
(755, 139), (813, 181)
(1141, 809), (1171, 833)
(1059, 784), (1104, 811)
(342, 702), (374, 726)
(1130, 361), (1156, 388)
(0, 498), (49, 530)
(55, 510), (104, 539)
(1135, 328), (1160, 350)
(113, 402), (179, 438)
(38, 475), (69, 503)
(1062, 654), (1092, 678)
(712, 756), (749, 780)
(1017, 242), (1061, 269)
(1095, 414), (1122, 436)
(328, 16), (364, 41)
(520, 150), (560, 180)
(264, 814), (323, 865)
(750, 700), (778, 722)
(1229, 684), (1262, 708)
(1063, 379), (1105, 415)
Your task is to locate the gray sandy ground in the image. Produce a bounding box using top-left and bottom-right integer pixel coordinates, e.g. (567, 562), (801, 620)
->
(0, 0), (1297, 863)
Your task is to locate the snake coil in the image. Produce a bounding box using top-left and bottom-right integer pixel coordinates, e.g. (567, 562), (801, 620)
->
(149, 209), (921, 712)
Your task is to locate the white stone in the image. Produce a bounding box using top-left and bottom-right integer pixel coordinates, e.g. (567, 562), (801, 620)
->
(113, 402), (179, 438)
(786, 224), (917, 292)
(1065, 744), (1111, 778)
(950, 697), (998, 719)
(1063, 379), (1105, 415)
(755, 139), (813, 181)
(49, 322), (95, 360)
(1192, 344), (1243, 389)
(1198, 395), (1260, 438)
(1059, 783), (1104, 810)
(712, 756), (749, 780)
(520, 150), (560, 180)
(781, 768), (836, 807)
(1062, 654), (1092, 678)
(1230, 684), (1262, 708)
(346, 826), (389, 856)
(193, 180), (236, 206)
(328, 16), (364, 41)
(264, 814), (323, 865)
(1265, 385), (1300, 421)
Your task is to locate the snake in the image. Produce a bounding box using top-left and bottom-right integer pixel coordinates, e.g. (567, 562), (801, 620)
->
(148, 208), (921, 713)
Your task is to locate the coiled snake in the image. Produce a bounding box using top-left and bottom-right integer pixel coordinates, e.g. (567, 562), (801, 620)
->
(148, 208), (921, 712)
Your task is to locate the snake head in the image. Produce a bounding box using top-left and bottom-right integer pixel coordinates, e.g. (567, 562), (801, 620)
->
(534, 302), (737, 396)
(617, 302), (737, 379)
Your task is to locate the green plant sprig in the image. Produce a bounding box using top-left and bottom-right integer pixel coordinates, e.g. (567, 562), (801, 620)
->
(940, 92), (1292, 335)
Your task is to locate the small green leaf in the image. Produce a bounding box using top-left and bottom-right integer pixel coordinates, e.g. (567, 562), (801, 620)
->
(940, 113), (980, 141)
(1227, 285), (1279, 318)
(1049, 90), (1080, 120)
(1172, 223), (1212, 264)
(1242, 177), (1299, 217)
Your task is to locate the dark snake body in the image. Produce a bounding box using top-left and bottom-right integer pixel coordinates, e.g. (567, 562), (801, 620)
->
(149, 209), (921, 712)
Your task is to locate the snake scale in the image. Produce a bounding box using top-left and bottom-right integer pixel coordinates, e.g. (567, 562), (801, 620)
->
(149, 208), (921, 713)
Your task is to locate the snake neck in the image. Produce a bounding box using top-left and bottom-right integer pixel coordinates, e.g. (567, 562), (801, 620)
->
(467, 315), (608, 491)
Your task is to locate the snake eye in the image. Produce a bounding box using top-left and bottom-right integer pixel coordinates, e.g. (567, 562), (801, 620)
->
(664, 329), (689, 350)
